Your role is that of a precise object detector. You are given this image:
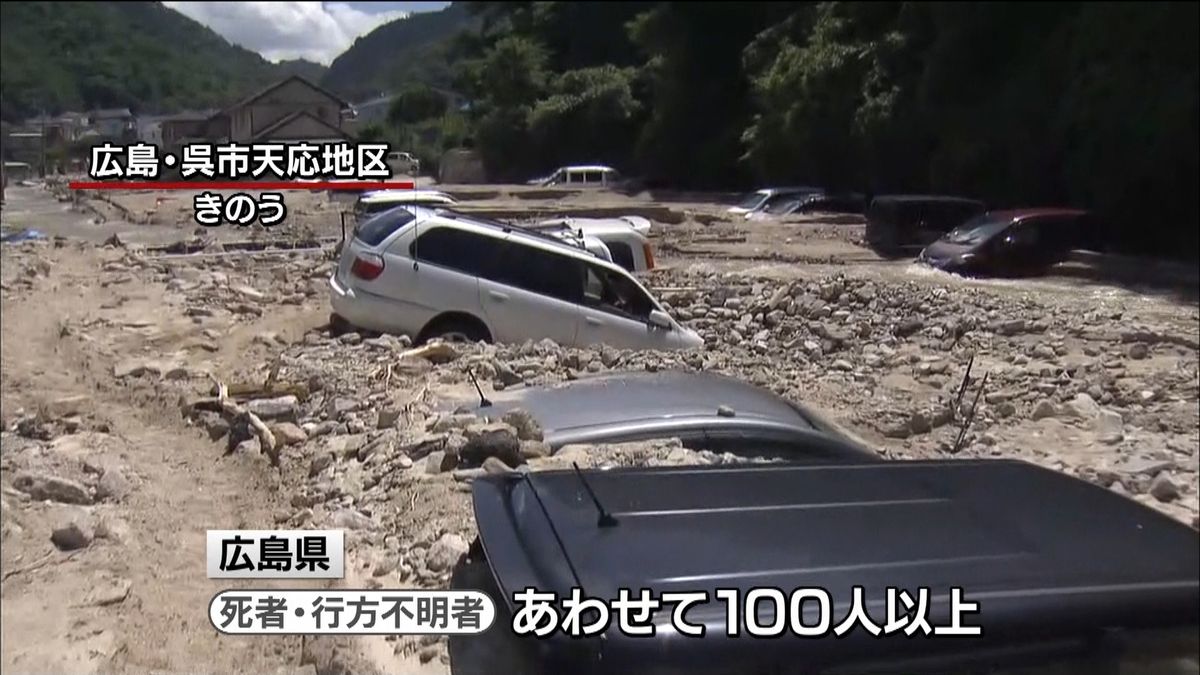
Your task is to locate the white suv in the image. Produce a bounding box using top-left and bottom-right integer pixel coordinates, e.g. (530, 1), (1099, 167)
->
(329, 207), (703, 351)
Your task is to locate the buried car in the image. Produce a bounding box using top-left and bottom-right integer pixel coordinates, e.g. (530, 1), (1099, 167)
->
(330, 206), (702, 350)
(451, 458), (1200, 675)
(454, 370), (879, 461)
(727, 186), (824, 216)
(865, 195), (987, 256)
(918, 208), (1103, 277)
(529, 217), (656, 273)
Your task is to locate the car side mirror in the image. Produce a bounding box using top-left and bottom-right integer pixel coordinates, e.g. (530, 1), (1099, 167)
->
(648, 310), (672, 330)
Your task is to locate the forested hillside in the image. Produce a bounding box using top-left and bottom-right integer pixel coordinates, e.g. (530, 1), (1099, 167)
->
(320, 3), (475, 102)
(0, 1), (290, 120)
(405, 2), (1194, 257)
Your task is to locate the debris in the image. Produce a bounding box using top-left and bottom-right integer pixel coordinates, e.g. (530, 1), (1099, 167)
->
(12, 472), (92, 505)
(51, 518), (94, 551)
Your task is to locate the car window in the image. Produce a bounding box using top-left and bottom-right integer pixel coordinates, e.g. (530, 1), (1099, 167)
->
(490, 242), (584, 303)
(583, 264), (654, 320)
(355, 207), (417, 247)
(606, 242), (636, 271)
(407, 227), (497, 276)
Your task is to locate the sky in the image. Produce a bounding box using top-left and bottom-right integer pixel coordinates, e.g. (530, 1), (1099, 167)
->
(163, 2), (451, 65)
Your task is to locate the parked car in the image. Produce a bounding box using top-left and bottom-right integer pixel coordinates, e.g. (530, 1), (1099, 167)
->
(727, 187), (824, 216)
(329, 206), (702, 350)
(452, 457), (1199, 675)
(353, 190), (457, 221)
(528, 165), (623, 188)
(865, 195), (986, 256)
(530, 217), (656, 273)
(745, 192), (867, 221)
(453, 370), (880, 460)
(386, 150), (420, 176)
(918, 209), (1102, 277)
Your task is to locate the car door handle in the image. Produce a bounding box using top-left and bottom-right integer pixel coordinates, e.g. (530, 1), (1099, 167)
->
(585, 316), (603, 326)
(488, 290), (509, 302)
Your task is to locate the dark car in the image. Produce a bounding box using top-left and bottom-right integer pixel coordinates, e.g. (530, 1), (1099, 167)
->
(451, 459), (1199, 675)
(918, 208), (1101, 277)
(865, 195), (987, 256)
(453, 370), (879, 462)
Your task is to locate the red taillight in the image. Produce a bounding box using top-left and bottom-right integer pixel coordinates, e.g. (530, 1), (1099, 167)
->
(350, 254), (385, 280)
(643, 243), (656, 270)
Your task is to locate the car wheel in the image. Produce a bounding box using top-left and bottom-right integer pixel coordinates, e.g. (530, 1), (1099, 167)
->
(420, 316), (490, 345)
(328, 312), (353, 336)
(448, 545), (541, 675)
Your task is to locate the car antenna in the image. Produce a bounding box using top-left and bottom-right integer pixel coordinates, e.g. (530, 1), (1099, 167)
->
(572, 462), (619, 528)
(951, 371), (989, 454)
(465, 367), (491, 408)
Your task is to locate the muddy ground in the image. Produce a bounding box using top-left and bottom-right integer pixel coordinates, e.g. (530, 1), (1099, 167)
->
(1, 181), (1197, 674)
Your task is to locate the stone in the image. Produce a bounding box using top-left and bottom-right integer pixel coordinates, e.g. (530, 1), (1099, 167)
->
(482, 456), (514, 475)
(329, 508), (375, 531)
(246, 396), (299, 422)
(493, 363), (523, 387)
(500, 408), (544, 442)
(519, 440), (551, 460)
(113, 360), (161, 379)
(373, 555), (399, 577)
(1031, 399), (1058, 420)
(96, 468), (133, 502)
(895, 319), (924, 338)
(271, 422), (308, 446)
(325, 398), (357, 419)
(45, 395), (89, 418)
(309, 453), (335, 477)
(1127, 343), (1150, 360)
(831, 359), (853, 372)
(1062, 393), (1102, 420)
(94, 516), (132, 544)
(460, 423), (522, 467)
(194, 411), (230, 441)
(425, 533), (469, 573)
(908, 412), (932, 435)
(376, 408), (401, 430)
(1096, 410), (1125, 445)
(84, 577), (132, 606)
(1149, 475), (1180, 503)
(12, 472), (92, 505)
(1032, 344), (1057, 360)
(51, 518), (94, 550)
(716, 405), (736, 418)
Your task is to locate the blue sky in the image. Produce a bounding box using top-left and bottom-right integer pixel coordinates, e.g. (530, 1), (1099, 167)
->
(165, 2), (451, 65)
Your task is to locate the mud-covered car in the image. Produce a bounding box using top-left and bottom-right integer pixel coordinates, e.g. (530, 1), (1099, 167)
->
(450, 458), (1199, 675)
(918, 208), (1104, 277)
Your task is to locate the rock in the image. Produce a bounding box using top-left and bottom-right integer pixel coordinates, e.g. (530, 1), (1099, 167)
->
(500, 408), (544, 442)
(424, 451), (449, 475)
(1127, 343), (1150, 360)
(376, 408), (401, 430)
(1031, 399), (1058, 420)
(373, 555), (399, 577)
(426, 534), (469, 573)
(493, 362), (523, 387)
(519, 440), (551, 460)
(831, 359), (853, 372)
(329, 508), (375, 531)
(452, 468), (487, 482)
(993, 319), (1026, 336)
(96, 468), (133, 502)
(12, 472), (92, 505)
(45, 395), (89, 418)
(908, 412), (932, 435)
(309, 453), (335, 477)
(1062, 393), (1102, 420)
(113, 360), (160, 379)
(325, 398), (357, 419)
(995, 402), (1017, 418)
(271, 422), (308, 446)
(1149, 475), (1180, 503)
(339, 332), (363, 345)
(1032, 344), (1057, 360)
(482, 456), (514, 475)
(194, 411), (230, 441)
(895, 319), (924, 338)
(246, 396), (299, 422)
(94, 516), (132, 544)
(1096, 410), (1125, 445)
(84, 577), (132, 606)
(51, 518), (94, 550)
(461, 423), (522, 467)
(716, 405), (736, 418)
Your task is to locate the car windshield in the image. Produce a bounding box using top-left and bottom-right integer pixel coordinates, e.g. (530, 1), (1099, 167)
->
(765, 198), (804, 215)
(736, 192), (769, 210)
(944, 214), (1011, 245)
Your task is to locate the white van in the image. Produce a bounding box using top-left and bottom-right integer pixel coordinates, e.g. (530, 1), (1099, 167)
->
(530, 165), (622, 188)
(329, 207), (701, 350)
(531, 217), (656, 273)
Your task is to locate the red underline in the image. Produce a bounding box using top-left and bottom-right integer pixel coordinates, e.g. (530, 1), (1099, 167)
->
(68, 181), (416, 191)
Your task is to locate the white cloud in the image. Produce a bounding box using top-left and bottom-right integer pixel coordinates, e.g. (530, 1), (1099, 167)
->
(164, 2), (408, 65)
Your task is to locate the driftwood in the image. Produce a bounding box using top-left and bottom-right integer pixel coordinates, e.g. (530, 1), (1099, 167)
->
(197, 375), (280, 467)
